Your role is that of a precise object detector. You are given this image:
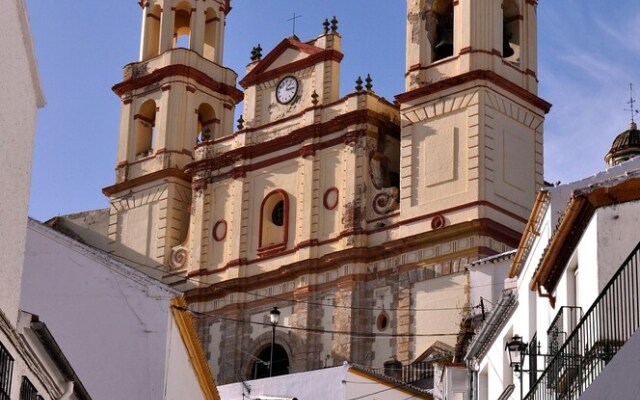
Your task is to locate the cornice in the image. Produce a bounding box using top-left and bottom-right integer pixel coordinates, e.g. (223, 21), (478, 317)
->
(396, 70), (551, 114)
(186, 108), (399, 179)
(183, 218), (519, 302)
(112, 64), (244, 104)
(102, 168), (191, 197)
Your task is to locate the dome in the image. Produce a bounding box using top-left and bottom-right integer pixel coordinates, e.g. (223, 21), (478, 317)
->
(605, 121), (640, 167)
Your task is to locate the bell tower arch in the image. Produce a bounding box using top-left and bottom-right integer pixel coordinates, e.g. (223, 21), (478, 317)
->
(399, 0), (551, 248)
(103, 0), (242, 267)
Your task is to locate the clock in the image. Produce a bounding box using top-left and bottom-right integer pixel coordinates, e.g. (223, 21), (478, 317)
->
(276, 76), (298, 104)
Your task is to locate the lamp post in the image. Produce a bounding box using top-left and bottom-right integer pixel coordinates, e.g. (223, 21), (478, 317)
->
(505, 335), (551, 400)
(269, 307), (280, 377)
(505, 334), (528, 400)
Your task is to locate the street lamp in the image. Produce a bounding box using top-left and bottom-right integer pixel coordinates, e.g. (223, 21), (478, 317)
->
(505, 334), (529, 400)
(269, 307), (280, 377)
(506, 334), (527, 372)
(505, 335), (549, 400)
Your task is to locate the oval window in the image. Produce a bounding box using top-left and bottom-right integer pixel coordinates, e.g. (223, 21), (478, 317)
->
(271, 200), (285, 226)
(376, 312), (389, 331)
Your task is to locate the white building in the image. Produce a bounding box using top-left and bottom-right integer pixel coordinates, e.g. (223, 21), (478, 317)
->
(0, 1), (89, 399)
(21, 219), (222, 400)
(465, 155), (640, 400)
(217, 362), (430, 400)
(0, 0), (45, 329)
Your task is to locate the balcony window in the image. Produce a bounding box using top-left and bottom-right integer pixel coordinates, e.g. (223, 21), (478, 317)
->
(19, 377), (39, 400)
(0, 342), (13, 400)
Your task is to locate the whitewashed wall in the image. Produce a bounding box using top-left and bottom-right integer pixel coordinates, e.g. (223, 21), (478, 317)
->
(21, 221), (183, 399)
(164, 316), (207, 400)
(0, 0), (44, 326)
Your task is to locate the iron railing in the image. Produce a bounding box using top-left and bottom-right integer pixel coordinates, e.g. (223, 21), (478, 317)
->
(19, 377), (39, 400)
(371, 360), (435, 389)
(525, 240), (640, 400)
(547, 306), (583, 358)
(0, 342), (13, 400)
(402, 361), (434, 387)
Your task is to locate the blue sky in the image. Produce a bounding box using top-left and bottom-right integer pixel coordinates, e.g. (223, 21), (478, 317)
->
(26, 1), (640, 221)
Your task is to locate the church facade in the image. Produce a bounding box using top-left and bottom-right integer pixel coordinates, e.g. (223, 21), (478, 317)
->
(102, 0), (550, 384)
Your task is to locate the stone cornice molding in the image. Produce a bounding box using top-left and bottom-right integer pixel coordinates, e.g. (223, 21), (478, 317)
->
(103, 168), (191, 197)
(396, 70), (551, 114)
(113, 64), (244, 104)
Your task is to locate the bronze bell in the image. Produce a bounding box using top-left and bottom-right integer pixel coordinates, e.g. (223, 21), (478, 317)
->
(434, 27), (453, 60)
(503, 27), (515, 58)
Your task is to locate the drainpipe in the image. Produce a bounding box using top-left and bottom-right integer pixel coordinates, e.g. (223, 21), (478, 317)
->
(57, 381), (74, 400)
(467, 358), (479, 400)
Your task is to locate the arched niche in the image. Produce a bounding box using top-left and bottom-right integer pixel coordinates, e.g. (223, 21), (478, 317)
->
(196, 103), (217, 143)
(428, 0), (454, 62)
(173, 1), (192, 49)
(258, 190), (289, 254)
(134, 99), (157, 157)
(503, 0), (521, 62)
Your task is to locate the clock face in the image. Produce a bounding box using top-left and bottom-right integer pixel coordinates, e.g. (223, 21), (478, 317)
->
(276, 76), (298, 104)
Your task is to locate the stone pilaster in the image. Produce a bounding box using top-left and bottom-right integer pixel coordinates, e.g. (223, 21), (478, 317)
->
(396, 278), (412, 363)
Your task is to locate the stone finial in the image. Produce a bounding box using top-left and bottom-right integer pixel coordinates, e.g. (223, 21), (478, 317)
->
(330, 16), (338, 33)
(365, 74), (373, 91)
(250, 44), (262, 61)
(355, 76), (363, 92)
(237, 115), (244, 130)
(323, 18), (330, 34)
(311, 90), (319, 106)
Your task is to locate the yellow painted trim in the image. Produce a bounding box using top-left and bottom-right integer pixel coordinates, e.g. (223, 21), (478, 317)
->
(509, 190), (548, 278)
(170, 296), (221, 400)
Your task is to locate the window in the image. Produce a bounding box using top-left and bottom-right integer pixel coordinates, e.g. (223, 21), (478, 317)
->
(196, 103), (217, 143)
(0, 342), (13, 400)
(502, 0), (521, 61)
(173, 2), (192, 49)
(19, 377), (39, 400)
(271, 200), (284, 226)
(258, 190), (289, 255)
(376, 312), (389, 331)
(134, 99), (157, 157)
(203, 8), (219, 61)
(430, 0), (454, 61)
(142, 5), (162, 59)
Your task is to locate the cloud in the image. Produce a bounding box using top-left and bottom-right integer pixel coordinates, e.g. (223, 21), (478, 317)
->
(592, 10), (640, 55)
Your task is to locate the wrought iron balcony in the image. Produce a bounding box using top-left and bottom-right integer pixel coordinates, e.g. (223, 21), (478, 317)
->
(524, 240), (640, 400)
(546, 306), (583, 359)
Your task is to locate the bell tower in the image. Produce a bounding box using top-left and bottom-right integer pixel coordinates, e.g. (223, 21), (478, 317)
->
(398, 0), (551, 240)
(103, 0), (243, 267)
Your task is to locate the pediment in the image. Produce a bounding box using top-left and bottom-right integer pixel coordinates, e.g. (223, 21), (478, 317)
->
(239, 36), (341, 88)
